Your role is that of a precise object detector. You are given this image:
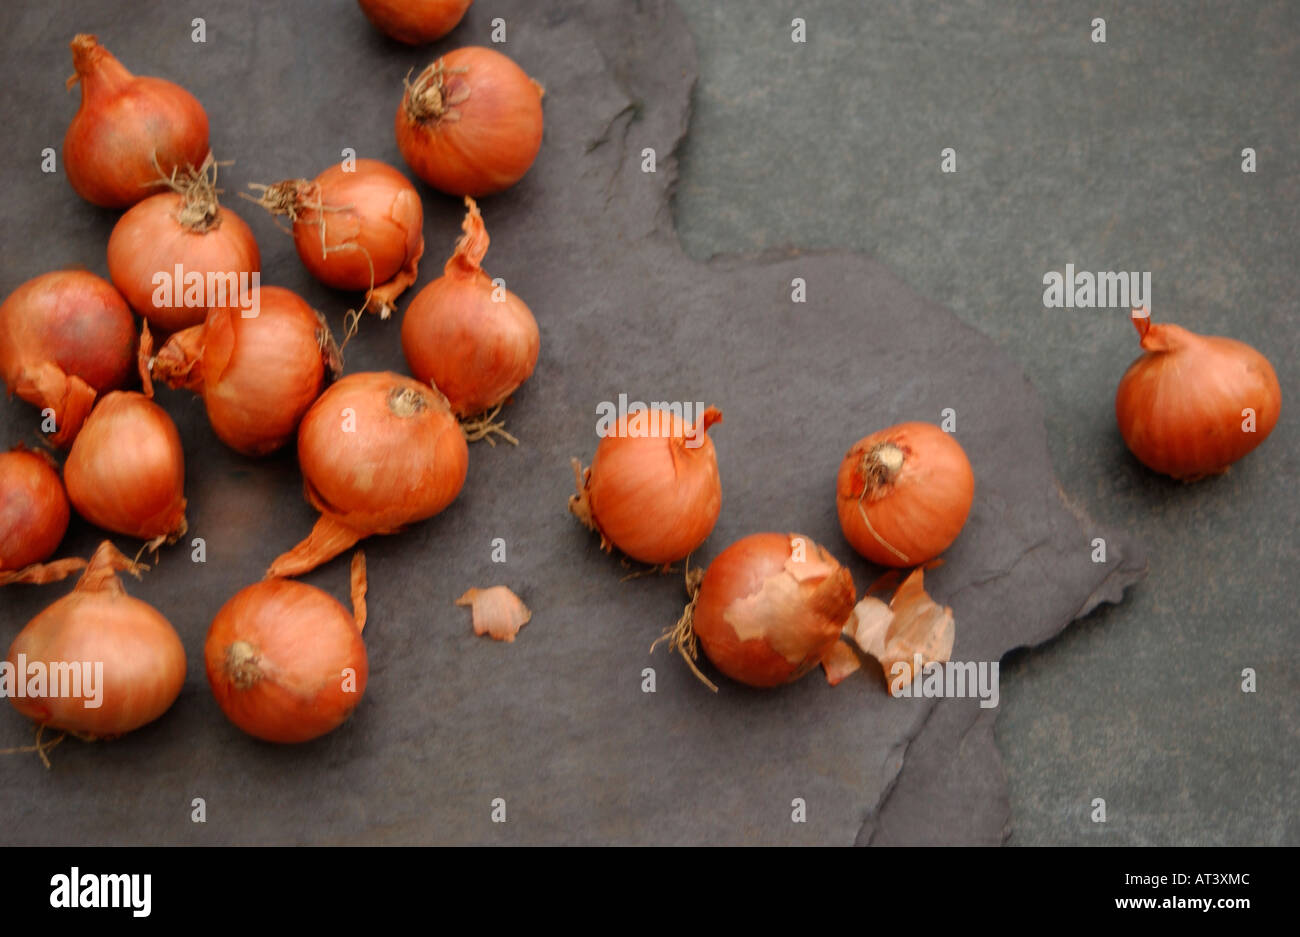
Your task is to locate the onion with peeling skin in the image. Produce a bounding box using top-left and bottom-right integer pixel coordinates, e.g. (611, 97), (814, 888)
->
(0, 270), (137, 448)
(0, 447), (85, 586)
(659, 532), (857, 691)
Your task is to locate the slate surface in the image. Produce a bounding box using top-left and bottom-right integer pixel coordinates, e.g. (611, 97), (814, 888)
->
(1, 0), (1142, 844)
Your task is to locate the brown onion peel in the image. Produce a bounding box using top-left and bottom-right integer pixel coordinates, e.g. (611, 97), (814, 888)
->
(1116, 308), (1281, 481)
(456, 585), (531, 642)
(569, 405), (723, 567)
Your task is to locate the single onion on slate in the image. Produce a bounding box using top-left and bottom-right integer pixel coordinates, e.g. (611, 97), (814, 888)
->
(268, 372), (469, 578)
(152, 286), (340, 456)
(6, 541), (186, 742)
(64, 323), (187, 547)
(63, 34), (210, 209)
(0, 446), (85, 586)
(837, 421), (974, 568)
(570, 405), (723, 566)
(396, 46), (544, 197)
(248, 158), (424, 321)
(1115, 308), (1281, 480)
(657, 533), (857, 691)
(0, 270), (137, 448)
(401, 196), (539, 443)
(206, 552), (369, 744)
(358, 0), (472, 44)
(107, 155), (261, 334)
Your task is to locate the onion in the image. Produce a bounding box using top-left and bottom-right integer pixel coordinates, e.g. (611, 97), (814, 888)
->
(570, 406), (723, 566)
(268, 372), (469, 578)
(0, 447), (85, 586)
(206, 552), (369, 743)
(249, 159), (423, 319)
(63, 34), (210, 209)
(401, 197), (539, 439)
(1116, 310), (1282, 480)
(152, 286), (339, 456)
(107, 156), (261, 333)
(395, 46), (544, 197)
(64, 325), (187, 546)
(6, 541), (186, 739)
(836, 422), (974, 568)
(358, 0), (473, 44)
(0, 270), (137, 447)
(658, 533), (857, 690)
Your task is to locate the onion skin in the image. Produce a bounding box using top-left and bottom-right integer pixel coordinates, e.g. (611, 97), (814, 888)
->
(836, 422), (974, 568)
(693, 533), (856, 688)
(0, 448), (70, 573)
(64, 391), (187, 542)
(395, 46), (544, 197)
(253, 160), (424, 318)
(268, 372), (469, 578)
(401, 197), (539, 417)
(63, 34), (210, 209)
(358, 0), (472, 44)
(205, 577), (368, 744)
(1116, 313), (1282, 480)
(570, 406), (723, 566)
(0, 270), (137, 447)
(6, 542), (186, 738)
(153, 287), (335, 456)
(108, 191), (261, 333)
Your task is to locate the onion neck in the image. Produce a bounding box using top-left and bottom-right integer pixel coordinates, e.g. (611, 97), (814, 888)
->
(75, 541), (146, 595)
(446, 197), (490, 276)
(68, 34), (132, 96)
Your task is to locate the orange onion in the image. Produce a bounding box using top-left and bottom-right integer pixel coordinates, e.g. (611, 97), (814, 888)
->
(395, 46), (544, 197)
(570, 405), (723, 566)
(249, 159), (423, 319)
(0, 447), (85, 586)
(107, 156), (260, 333)
(0, 270), (136, 447)
(64, 325), (187, 545)
(358, 0), (472, 44)
(660, 533), (857, 690)
(1116, 310), (1282, 480)
(206, 553), (369, 743)
(6, 541), (186, 738)
(837, 421), (974, 568)
(268, 372), (469, 578)
(152, 286), (338, 456)
(401, 197), (539, 434)
(63, 34), (210, 209)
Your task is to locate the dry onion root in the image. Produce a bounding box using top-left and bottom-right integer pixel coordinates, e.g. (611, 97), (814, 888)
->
(0, 447), (86, 586)
(569, 405), (723, 567)
(247, 158), (424, 326)
(401, 197), (540, 446)
(656, 533), (857, 691)
(823, 565), (955, 692)
(456, 586), (531, 642)
(63, 323), (188, 549)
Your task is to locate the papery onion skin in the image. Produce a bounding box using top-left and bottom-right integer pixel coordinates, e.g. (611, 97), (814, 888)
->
(153, 287), (334, 456)
(836, 422), (974, 568)
(205, 578), (368, 743)
(395, 46), (544, 197)
(268, 372), (469, 577)
(0, 270), (137, 447)
(6, 542), (186, 738)
(63, 34), (210, 209)
(401, 197), (539, 417)
(693, 533), (857, 688)
(0, 448), (70, 573)
(1116, 313), (1282, 480)
(358, 0), (472, 44)
(571, 406), (723, 566)
(64, 392), (187, 542)
(253, 159), (423, 317)
(108, 189), (261, 334)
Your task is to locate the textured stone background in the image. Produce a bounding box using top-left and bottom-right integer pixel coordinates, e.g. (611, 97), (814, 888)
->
(672, 0), (1297, 843)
